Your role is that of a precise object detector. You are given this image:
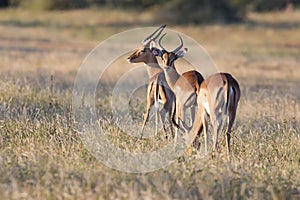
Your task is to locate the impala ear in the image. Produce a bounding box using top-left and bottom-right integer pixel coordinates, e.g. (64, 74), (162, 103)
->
(151, 47), (162, 57)
(176, 48), (188, 58)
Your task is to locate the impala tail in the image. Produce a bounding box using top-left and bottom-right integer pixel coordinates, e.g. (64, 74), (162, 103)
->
(224, 73), (240, 116)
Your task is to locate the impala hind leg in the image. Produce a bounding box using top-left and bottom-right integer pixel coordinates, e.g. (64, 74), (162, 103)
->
(225, 88), (240, 160)
(202, 109), (209, 155)
(226, 107), (237, 160)
(186, 106), (203, 144)
(191, 105), (196, 127)
(211, 111), (223, 157)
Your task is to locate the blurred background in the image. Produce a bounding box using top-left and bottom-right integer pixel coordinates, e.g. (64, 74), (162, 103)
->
(1, 0), (300, 24)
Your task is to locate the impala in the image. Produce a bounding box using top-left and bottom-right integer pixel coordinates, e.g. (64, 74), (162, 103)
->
(152, 33), (204, 144)
(185, 72), (240, 159)
(127, 25), (175, 137)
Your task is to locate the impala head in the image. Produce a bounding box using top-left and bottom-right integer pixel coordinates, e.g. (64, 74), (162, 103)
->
(127, 25), (166, 63)
(152, 33), (187, 70)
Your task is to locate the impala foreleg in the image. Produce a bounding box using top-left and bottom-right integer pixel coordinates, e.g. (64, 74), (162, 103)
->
(174, 103), (184, 145)
(161, 98), (174, 138)
(141, 99), (153, 137)
(158, 84), (169, 135)
(174, 103), (180, 145)
(141, 81), (155, 137)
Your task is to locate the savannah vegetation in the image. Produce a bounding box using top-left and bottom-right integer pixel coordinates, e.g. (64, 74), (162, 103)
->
(0, 3), (299, 200)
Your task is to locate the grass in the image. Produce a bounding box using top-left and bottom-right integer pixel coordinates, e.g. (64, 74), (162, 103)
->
(0, 8), (299, 199)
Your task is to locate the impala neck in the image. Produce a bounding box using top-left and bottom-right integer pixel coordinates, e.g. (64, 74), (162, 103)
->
(145, 63), (162, 78)
(145, 54), (162, 78)
(163, 64), (180, 92)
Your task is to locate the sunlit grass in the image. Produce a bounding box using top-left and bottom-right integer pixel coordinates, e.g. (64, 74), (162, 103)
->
(0, 8), (299, 199)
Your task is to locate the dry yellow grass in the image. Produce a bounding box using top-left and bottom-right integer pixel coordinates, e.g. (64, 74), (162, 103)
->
(0, 8), (299, 199)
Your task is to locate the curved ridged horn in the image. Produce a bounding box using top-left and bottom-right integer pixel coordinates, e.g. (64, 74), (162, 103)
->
(173, 34), (183, 53)
(158, 33), (167, 52)
(143, 25), (166, 45)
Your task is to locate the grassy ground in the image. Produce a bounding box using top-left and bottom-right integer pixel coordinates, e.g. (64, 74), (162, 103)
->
(0, 8), (299, 199)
